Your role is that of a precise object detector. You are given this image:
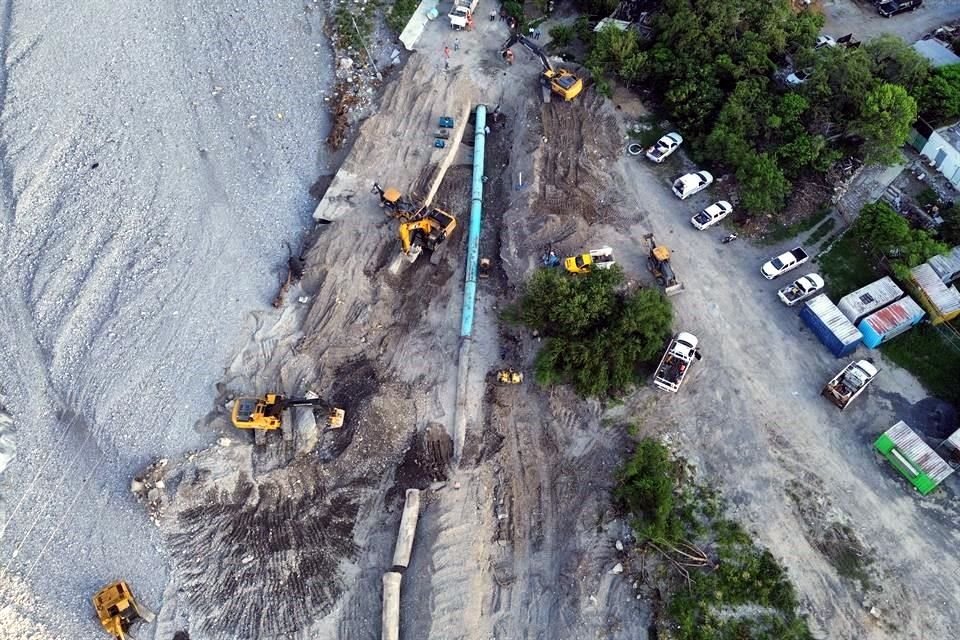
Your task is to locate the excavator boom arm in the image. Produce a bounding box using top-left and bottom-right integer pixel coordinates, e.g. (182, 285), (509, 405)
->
(500, 34), (553, 73)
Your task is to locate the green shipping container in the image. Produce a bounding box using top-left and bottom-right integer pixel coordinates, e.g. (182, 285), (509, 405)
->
(874, 421), (954, 495)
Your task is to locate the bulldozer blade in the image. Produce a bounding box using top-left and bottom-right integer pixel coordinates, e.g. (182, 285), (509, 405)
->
(664, 283), (685, 297)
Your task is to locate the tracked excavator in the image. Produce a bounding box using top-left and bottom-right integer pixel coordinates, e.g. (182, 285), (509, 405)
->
(93, 581), (155, 640)
(398, 205), (457, 265)
(500, 34), (583, 101)
(371, 182), (418, 220)
(231, 393), (345, 444)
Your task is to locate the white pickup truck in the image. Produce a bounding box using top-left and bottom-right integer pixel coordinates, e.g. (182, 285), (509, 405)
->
(761, 247), (809, 280)
(777, 273), (825, 306)
(653, 332), (701, 393)
(449, 0), (479, 29)
(822, 360), (879, 410)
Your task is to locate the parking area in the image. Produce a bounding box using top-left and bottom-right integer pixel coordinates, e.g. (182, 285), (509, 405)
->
(822, 0), (960, 41)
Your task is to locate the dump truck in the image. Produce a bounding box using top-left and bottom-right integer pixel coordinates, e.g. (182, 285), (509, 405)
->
(653, 332), (701, 393)
(643, 233), (683, 296)
(777, 273), (825, 306)
(761, 247), (809, 280)
(822, 360), (879, 410)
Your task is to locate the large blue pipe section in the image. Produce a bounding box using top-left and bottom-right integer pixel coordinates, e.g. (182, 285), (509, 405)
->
(460, 105), (487, 338)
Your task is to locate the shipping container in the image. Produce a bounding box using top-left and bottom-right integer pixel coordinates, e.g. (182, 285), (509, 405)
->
(928, 246), (960, 284)
(858, 297), (925, 348)
(837, 276), (904, 324)
(875, 421), (954, 495)
(909, 263), (960, 325)
(800, 294), (863, 357)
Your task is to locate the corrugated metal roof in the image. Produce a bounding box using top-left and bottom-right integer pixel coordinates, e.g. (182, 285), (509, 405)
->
(861, 297), (925, 334)
(912, 39), (960, 68)
(885, 421), (955, 483)
(837, 276), (904, 323)
(947, 427), (960, 453)
(805, 294), (863, 345)
(928, 246), (960, 284)
(911, 263), (960, 315)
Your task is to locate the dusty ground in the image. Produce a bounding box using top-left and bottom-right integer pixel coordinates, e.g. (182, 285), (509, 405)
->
(4, 4), (960, 640)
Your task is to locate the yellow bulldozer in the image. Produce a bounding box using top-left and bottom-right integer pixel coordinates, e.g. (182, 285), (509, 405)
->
(371, 182), (418, 221)
(643, 233), (684, 296)
(93, 581), (155, 640)
(231, 393), (345, 444)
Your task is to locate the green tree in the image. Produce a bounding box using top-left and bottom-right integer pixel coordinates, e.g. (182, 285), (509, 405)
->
(854, 201), (948, 268)
(510, 267), (673, 397)
(865, 34), (931, 94)
(854, 83), (917, 165)
(548, 24), (574, 48)
(940, 203), (960, 246)
(615, 439), (682, 543)
(916, 64), (960, 125)
(735, 153), (791, 214)
(586, 24), (646, 85)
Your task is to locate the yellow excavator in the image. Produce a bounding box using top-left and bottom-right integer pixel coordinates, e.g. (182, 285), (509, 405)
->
(93, 581), (155, 640)
(371, 182), (418, 221)
(500, 34), (583, 101)
(398, 205), (457, 264)
(232, 393), (345, 444)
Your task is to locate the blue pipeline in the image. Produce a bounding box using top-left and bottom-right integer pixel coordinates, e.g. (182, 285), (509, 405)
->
(460, 105), (487, 337)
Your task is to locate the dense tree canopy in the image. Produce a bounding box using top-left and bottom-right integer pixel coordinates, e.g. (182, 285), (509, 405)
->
(853, 201), (947, 270)
(590, 0), (936, 216)
(916, 64), (960, 126)
(509, 266), (673, 398)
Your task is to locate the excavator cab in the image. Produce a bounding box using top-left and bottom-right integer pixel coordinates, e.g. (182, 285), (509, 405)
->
(500, 34), (582, 101)
(93, 581), (155, 640)
(231, 394), (345, 432)
(398, 206), (457, 262)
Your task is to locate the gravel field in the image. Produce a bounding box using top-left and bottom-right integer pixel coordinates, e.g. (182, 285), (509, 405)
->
(0, 1), (336, 637)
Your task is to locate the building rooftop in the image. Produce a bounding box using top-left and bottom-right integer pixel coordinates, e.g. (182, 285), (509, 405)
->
(912, 39), (960, 68)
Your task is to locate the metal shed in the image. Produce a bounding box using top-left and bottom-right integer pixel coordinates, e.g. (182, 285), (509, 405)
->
(837, 276), (905, 324)
(875, 421), (955, 495)
(928, 246), (960, 285)
(909, 263), (960, 325)
(858, 297), (925, 348)
(800, 294), (863, 357)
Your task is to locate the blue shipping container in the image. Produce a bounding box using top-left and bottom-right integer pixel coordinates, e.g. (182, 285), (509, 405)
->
(858, 297), (925, 348)
(800, 294), (863, 357)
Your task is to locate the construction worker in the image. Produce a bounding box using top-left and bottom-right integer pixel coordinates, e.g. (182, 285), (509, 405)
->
(504, 49), (514, 65)
(489, 8), (496, 21)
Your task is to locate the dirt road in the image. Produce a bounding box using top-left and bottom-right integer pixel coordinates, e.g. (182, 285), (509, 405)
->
(603, 152), (960, 639)
(823, 0), (960, 41)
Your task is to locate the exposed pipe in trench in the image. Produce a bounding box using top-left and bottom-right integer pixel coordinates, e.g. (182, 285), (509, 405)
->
(453, 104), (487, 465)
(381, 489), (421, 640)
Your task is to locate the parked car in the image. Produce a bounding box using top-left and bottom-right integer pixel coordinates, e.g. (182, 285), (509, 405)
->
(761, 247), (809, 280)
(786, 68), (812, 85)
(878, 0), (922, 17)
(777, 273), (825, 306)
(671, 171), (713, 199)
(646, 132), (683, 163)
(690, 201), (733, 230)
(815, 35), (837, 49)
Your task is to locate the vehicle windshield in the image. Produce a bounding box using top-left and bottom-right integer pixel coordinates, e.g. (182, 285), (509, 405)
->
(771, 258), (785, 270)
(576, 255), (587, 268)
(557, 76), (577, 89)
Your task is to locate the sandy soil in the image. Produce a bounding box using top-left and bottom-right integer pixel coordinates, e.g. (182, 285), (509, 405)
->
(0, 1), (338, 637)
